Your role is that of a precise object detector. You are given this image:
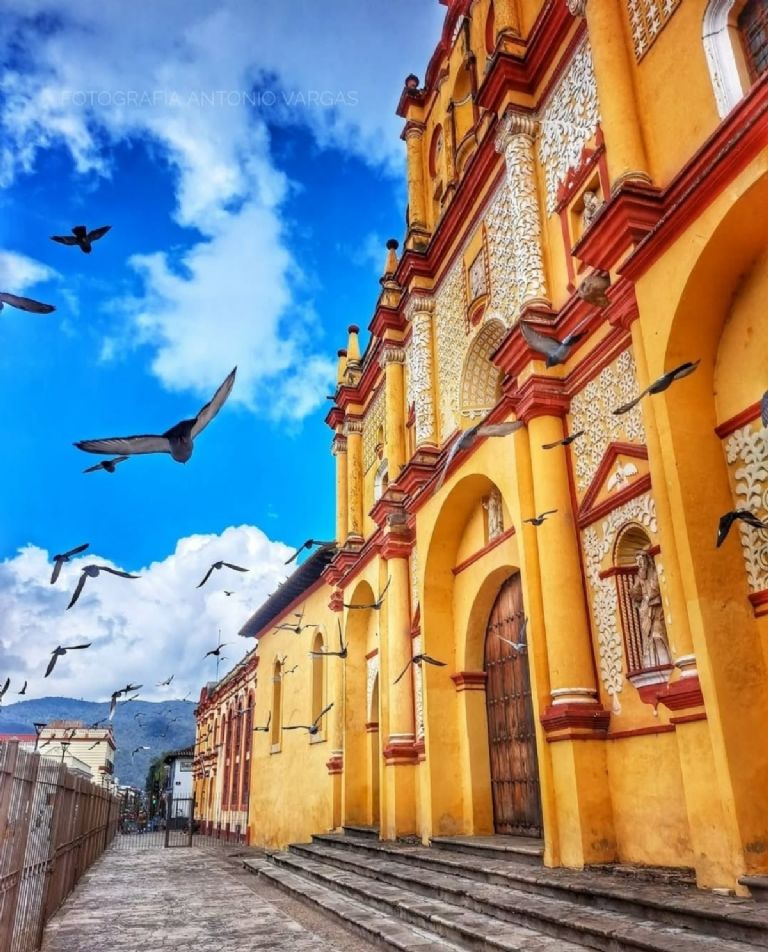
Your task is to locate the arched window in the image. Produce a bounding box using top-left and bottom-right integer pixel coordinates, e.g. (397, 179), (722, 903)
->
(230, 698), (242, 812)
(311, 630), (326, 740)
(451, 68), (474, 147)
(270, 659), (282, 752)
(373, 458), (389, 502)
(222, 709), (234, 808)
(241, 690), (254, 809)
(703, 0), (767, 117)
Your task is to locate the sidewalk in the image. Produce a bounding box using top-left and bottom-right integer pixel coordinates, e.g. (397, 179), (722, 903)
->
(41, 844), (375, 951)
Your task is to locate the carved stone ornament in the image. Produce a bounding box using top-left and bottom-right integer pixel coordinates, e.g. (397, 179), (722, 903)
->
(630, 548), (673, 668)
(484, 487), (504, 540)
(379, 345), (406, 368)
(362, 385), (386, 473)
(331, 434), (347, 457)
(343, 418), (363, 436)
(566, 0), (587, 15)
(627, 0), (682, 62)
(581, 493), (658, 712)
(405, 298), (437, 446)
(724, 419), (768, 592)
(581, 189), (602, 229)
(434, 258), (467, 438)
(367, 652), (379, 717)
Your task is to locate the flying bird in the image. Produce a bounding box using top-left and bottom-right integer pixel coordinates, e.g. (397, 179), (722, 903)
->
(520, 321), (586, 368)
(309, 621), (347, 659)
(67, 564), (140, 609)
(157, 675), (174, 686)
(0, 678), (10, 701)
(50, 543), (89, 584)
(282, 664), (299, 676)
(83, 456), (129, 475)
(17, 681), (27, 695)
(577, 269), (611, 308)
(393, 654), (446, 685)
(88, 741), (100, 750)
(542, 430), (585, 450)
(0, 292), (55, 314)
(74, 366), (237, 464)
(273, 605), (320, 635)
(342, 577), (392, 612)
(131, 745), (150, 757)
(435, 417), (524, 491)
(44, 643), (91, 677)
(716, 510), (768, 548)
(223, 591), (235, 597)
(197, 561), (249, 589)
(109, 683), (142, 720)
(204, 642), (229, 659)
(50, 224), (111, 254)
(253, 712), (271, 733)
(497, 616), (529, 652)
(612, 361), (700, 415)
(90, 717), (109, 728)
(284, 539), (334, 565)
(523, 510), (558, 527)
(283, 702), (334, 736)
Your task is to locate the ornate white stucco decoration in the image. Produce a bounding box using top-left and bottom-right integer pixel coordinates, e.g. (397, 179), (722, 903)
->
(434, 258), (467, 439)
(410, 544), (420, 607)
(495, 112), (549, 309)
(581, 493), (658, 712)
(703, 0), (747, 118)
(537, 40), (601, 214)
(485, 181), (519, 324)
(366, 652), (380, 718)
(412, 634), (425, 741)
(570, 349), (646, 494)
(362, 384), (385, 474)
(406, 297), (438, 446)
(626, 0), (681, 61)
(459, 318), (505, 420)
(724, 420), (768, 592)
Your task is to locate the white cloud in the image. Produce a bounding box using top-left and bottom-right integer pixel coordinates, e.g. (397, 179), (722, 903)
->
(0, 526), (293, 704)
(0, 2), (443, 418)
(0, 249), (58, 291)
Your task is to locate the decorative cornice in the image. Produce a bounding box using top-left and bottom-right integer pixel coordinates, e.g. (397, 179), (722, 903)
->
(654, 675), (705, 714)
(512, 374), (570, 423)
(378, 345), (406, 368)
(451, 671), (488, 692)
(405, 294), (435, 319)
(331, 434), (347, 456)
(343, 418), (363, 436)
(494, 108), (539, 154)
(402, 119), (426, 141)
(382, 734), (419, 765)
(540, 701), (611, 739)
(325, 751), (343, 775)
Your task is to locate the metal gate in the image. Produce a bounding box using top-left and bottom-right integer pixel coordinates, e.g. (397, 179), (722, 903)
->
(484, 573), (542, 836)
(164, 797), (194, 848)
(114, 792), (195, 850)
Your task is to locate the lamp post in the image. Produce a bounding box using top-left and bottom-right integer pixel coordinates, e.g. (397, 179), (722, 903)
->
(60, 741), (70, 764)
(33, 722), (46, 751)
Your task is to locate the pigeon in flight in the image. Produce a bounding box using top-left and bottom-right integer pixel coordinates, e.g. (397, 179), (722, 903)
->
(197, 561), (249, 589)
(497, 616), (529, 652)
(50, 224), (111, 254)
(577, 269), (611, 308)
(273, 605), (320, 635)
(50, 543), (89, 584)
(131, 745), (150, 757)
(44, 643), (91, 677)
(204, 642), (229, 659)
(157, 675), (174, 687)
(0, 678), (10, 701)
(74, 366), (237, 464)
(542, 430), (585, 450)
(436, 417), (524, 490)
(223, 591), (235, 597)
(83, 456), (129, 475)
(253, 712), (271, 733)
(520, 321), (586, 368)
(612, 361), (700, 415)
(67, 564), (140, 609)
(523, 510), (558, 527)
(716, 510), (768, 548)
(0, 292), (55, 314)
(109, 683), (142, 720)
(284, 539), (334, 565)
(282, 664), (299, 676)
(393, 654), (446, 685)
(17, 681), (27, 695)
(283, 702), (333, 736)
(309, 621), (347, 659)
(342, 577), (392, 611)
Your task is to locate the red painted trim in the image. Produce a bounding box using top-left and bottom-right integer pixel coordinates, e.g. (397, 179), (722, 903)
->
(655, 675), (705, 713)
(382, 739), (420, 765)
(715, 401), (761, 438)
(540, 702), (610, 736)
(365, 647), (379, 660)
(572, 182), (664, 272)
(326, 752), (343, 775)
(365, 721), (379, 733)
(452, 526), (517, 575)
(748, 590), (768, 617)
(451, 671), (488, 691)
(578, 474), (653, 530)
(578, 441), (649, 517)
(669, 711), (708, 725)
(606, 724), (676, 741)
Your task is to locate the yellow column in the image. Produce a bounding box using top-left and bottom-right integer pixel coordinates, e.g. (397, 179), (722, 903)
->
(517, 382), (615, 868)
(332, 432), (348, 544)
(574, 0), (650, 188)
(345, 417), (364, 540)
(494, 0), (520, 36)
(406, 296), (438, 447)
(404, 121), (428, 230)
(381, 553), (417, 838)
(380, 344), (406, 481)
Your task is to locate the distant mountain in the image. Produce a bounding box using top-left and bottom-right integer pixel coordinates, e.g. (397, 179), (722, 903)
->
(0, 696), (196, 788)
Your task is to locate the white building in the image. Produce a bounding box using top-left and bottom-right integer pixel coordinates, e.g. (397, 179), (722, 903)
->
(38, 721), (116, 785)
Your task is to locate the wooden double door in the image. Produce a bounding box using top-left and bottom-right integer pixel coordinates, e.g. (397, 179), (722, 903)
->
(484, 574), (542, 836)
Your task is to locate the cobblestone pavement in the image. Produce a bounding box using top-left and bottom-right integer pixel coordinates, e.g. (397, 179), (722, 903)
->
(41, 845), (376, 951)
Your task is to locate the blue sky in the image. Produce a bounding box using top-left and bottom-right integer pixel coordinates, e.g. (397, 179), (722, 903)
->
(0, 1), (445, 703)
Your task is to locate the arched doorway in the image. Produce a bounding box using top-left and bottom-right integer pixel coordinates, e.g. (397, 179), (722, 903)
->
(484, 574), (542, 835)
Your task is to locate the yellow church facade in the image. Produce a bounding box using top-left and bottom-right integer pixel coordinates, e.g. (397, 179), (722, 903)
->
(194, 0), (768, 894)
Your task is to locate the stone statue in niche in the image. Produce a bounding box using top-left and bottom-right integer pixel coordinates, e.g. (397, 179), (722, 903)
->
(581, 190), (602, 229)
(630, 549), (672, 668)
(483, 488), (504, 541)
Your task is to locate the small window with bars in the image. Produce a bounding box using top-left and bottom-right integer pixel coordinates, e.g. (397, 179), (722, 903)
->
(739, 0), (768, 82)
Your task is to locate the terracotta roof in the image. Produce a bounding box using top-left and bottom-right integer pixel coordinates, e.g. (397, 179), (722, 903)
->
(238, 543), (336, 640)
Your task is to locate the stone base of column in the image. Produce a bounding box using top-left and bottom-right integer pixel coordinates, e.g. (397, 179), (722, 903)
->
(326, 750), (343, 830)
(381, 737), (418, 839)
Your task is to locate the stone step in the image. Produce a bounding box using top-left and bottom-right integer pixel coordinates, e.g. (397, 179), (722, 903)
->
(311, 833), (768, 948)
(431, 836), (544, 866)
(343, 824), (381, 840)
(243, 856), (461, 951)
(251, 852), (589, 951)
(289, 840), (767, 952)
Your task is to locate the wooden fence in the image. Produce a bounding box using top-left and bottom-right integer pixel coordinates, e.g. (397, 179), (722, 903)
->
(0, 741), (120, 952)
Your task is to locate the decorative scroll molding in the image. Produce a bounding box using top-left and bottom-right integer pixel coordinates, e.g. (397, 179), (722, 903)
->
(724, 419), (768, 592)
(407, 302), (438, 446)
(362, 386), (386, 473)
(485, 180), (519, 325)
(581, 493), (658, 712)
(331, 434), (347, 456)
(627, 0), (682, 61)
(379, 345), (406, 368)
(570, 350), (646, 494)
(410, 544), (420, 607)
(343, 418), (363, 436)
(434, 258), (467, 439)
(538, 40), (601, 215)
(366, 653), (379, 717)
(495, 112), (549, 309)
